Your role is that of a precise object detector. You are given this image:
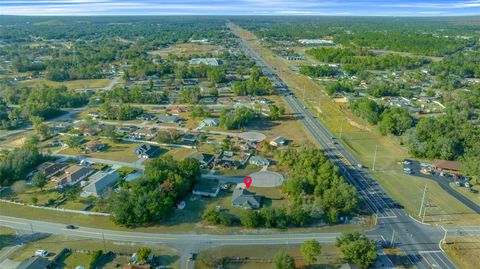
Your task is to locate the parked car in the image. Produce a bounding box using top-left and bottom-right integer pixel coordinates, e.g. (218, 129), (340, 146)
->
(35, 250), (48, 257)
(65, 225), (77, 229)
(403, 160), (411, 165)
(403, 168), (413, 174)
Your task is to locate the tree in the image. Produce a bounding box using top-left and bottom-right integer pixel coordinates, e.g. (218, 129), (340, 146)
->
(32, 172), (47, 191)
(101, 124), (117, 142)
(64, 134), (82, 150)
(273, 251), (296, 269)
(336, 232), (377, 269)
(300, 240), (322, 265)
(240, 210), (262, 228)
(30, 116), (49, 139)
(137, 247), (152, 262)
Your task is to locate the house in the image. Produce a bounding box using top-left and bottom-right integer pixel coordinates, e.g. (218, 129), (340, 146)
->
(36, 162), (69, 179)
(189, 152), (215, 168)
(137, 113), (157, 121)
(231, 187), (262, 209)
(16, 256), (52, 269)
(249, 156), (270, 166)
(270, 136), (287, 147)
(131, 128), (157, 139)
(236, 140), (257, 151)
(197, 118), (219, 129)
(87, 111), (101, 119)
(54, 165), (95, 187)
(82, 170), (120, 197)
(171, 106), (186, 114)
(134, 143), (161, 159)
(192, 179), (220, 197)
(182, 133), (199, 143)
(256, 98), (272, 104)
(188, 58), (219, 66)
(84, 140), (106, 152)
(156, 114), (182, 124)
(432, 160), (462, 173)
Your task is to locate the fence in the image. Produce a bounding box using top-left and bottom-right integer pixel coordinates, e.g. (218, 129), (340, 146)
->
(0, 199), (110, 216)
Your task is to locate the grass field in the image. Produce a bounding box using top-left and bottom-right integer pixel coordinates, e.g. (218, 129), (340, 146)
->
(148, 42), (222, 57)
(444, 236), (480, 269)
(58, 139), (142, 163)
(9, 234), (180, 269)
(230, 23), (480, 227)
(195, 243), (341, 269)
(18, 78), (112, 90)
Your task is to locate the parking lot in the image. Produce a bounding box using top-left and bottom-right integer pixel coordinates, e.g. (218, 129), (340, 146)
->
(402, 160), (480, 213)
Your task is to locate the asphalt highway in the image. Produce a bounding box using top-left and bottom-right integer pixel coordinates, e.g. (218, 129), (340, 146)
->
(230, 23), (458, 269)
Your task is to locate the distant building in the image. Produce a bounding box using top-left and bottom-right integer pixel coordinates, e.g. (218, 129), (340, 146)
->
(134, 143), (161, 159)
(131, 128), (157, 140)
(84, 140), (106, 152)
(53, 165), (95, 187)
(189, 152), (215, 168)
(36, 162), (69, 179)
(16, 256), (52, 269)
(156, 114), (182, 124)
(231, 187), (262, 209)
(432, 160), (462, 173)
(181, 133), (199, 143)
(192, 180), (220, 197)
(298, 39), (335, 45)
(270, 136), (287, 147)
(136, 113), (157, 121)
(197, 118), (219, 129)
(188, 58), (219, 66)
(249, 156), (270, 166)
(82, 170), (120, 197)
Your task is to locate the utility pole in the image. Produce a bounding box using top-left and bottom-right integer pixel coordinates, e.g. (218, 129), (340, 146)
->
(339, 117), (344, 139)
(30, 223), (34, 235)
(372, 144), (378, 171)
(102, 232), (107, 253)
(419, 184), (427, 221)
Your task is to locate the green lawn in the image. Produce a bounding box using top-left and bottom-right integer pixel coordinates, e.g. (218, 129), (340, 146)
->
(58, 139), (144, 163)
(195, 243), (341, 269)
(19, 78), (112, 90)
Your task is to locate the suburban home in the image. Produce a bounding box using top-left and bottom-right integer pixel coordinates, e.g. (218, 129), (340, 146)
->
(131, 127), (157, 139)
(84, 140), (106, 152)
(134, 143), (162, 159)
(16, 256), (53, 269)
(270, 136), (287, 147)
(137, 113), (157, 121)
(236, 140), (257, 151)
(197, 118), (219, 129)
(432, 160), (462, 173)
(170, 106), (186, 114)
(36, 162), (70, 179)
(188, 58), (219, 66)
(156, 114), (182, 124)
(249, 156), (270, 166)
(53, 165), (95, 187)
(87, 111), (101, 118)
(192, 179), (220, 197)
(181, 133), (199, 143)
(82, 170), (120, 197)
(189, 152), (215, 168)
(231, 187), (262, 209)
(256, 97), (272, 104)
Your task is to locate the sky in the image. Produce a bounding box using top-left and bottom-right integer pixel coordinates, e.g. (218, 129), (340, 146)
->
(0, 0), (479, 16)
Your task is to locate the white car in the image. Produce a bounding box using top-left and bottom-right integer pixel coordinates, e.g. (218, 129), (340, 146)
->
(35, 249), (48, 257)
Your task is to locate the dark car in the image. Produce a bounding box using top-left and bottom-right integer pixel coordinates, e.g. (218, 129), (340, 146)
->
(65, 225), (77, 229)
